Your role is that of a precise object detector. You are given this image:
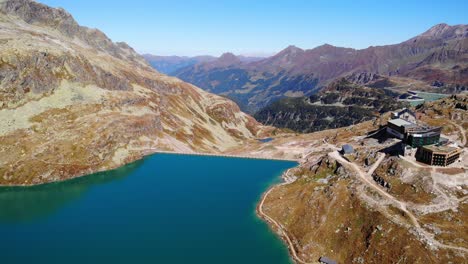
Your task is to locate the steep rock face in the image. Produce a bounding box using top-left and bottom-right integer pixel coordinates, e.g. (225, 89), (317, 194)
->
(254, 79), (405, 133)
(174, 24), (467, 113)
(0, 0), (265, 186)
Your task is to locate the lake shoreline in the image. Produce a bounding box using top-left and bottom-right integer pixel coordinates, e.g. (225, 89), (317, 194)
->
(0, 149), (298, 186)
(256, 167), (312, 264)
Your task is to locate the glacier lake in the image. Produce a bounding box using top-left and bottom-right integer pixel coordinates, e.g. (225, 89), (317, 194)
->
(0, 153), (296, 264)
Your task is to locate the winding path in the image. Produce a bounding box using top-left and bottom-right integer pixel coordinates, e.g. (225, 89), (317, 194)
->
(329, 151), (468, 253)
(259, 149), (468, 264)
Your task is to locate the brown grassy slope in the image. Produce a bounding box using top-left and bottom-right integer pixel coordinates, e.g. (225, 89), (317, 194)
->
(250, 95), (467, 263)
(263, 157), (465, 263)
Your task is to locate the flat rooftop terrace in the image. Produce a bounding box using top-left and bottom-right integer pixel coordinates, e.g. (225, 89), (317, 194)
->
(388, 118), (412, 127)
(422, 144), (462, 154)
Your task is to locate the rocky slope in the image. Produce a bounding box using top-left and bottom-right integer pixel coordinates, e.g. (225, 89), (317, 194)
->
(0, 0), (267, 186)
(173, 24), (467, 113)
(254, 79), (406, 133)
(416, 94), (468, 146)
(262, 152), (466, 263)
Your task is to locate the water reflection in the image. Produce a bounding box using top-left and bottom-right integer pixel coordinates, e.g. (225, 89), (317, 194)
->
(0, 158), (144, 223)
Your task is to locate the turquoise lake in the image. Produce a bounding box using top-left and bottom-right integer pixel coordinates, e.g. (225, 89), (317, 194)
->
(0, 153), (297, 264)
(408, 91), (449, 106)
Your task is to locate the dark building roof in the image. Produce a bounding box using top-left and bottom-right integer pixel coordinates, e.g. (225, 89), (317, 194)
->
(342, 144), (354, 154)
(319, 256), (337, 264)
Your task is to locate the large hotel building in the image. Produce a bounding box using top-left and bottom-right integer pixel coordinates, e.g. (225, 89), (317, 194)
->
(386, 109), (462, 167)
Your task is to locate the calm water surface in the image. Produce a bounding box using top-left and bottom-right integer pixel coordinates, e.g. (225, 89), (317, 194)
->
(0, 154), (296, 264)
(408, 91), (449, 106)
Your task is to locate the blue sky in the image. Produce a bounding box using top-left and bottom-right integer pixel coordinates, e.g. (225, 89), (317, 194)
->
(39, 0), (467, 57)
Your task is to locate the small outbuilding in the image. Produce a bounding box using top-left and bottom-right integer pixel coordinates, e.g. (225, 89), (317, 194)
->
(341, 144), (354, 155)
(391, 108), (417, 122)
(319, 256), (337, 264)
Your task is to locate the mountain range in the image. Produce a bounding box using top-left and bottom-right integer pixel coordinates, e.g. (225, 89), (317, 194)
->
(143, 53), (263, 75)
(142, 55), (216, 75)
(165, 23), (467, 113)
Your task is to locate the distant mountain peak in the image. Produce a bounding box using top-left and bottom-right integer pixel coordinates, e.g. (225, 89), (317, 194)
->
(318, 43), (335, 48)
(216, 52), (241, 65)
(219, 52), (238, 60)
(279, 45), (304, 54)
(428, 23), (450, 30)
(285, 44), (300, 49)
(415, 23), (467, 40)
(312, 43), (344, 52)
(421, 23), (451, 37)
(271, 45), (304, 62)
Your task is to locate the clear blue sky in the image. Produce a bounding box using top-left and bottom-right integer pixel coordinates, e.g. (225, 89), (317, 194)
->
(39, 0), (467, 57)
